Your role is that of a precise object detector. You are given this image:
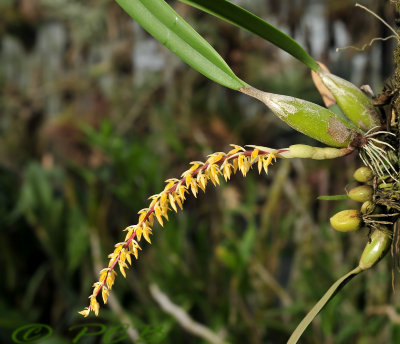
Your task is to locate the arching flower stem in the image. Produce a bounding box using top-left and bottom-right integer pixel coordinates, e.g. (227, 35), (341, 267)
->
(79, 145), (289, 317)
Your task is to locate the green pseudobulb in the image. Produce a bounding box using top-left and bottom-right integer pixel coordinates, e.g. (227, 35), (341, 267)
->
(240, 87), (360, 148)
(359, 229), (391, 270)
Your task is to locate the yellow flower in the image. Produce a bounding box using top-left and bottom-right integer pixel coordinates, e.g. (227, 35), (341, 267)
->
(78, 307), (90, 317)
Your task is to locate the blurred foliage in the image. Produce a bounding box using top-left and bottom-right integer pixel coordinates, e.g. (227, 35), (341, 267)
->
(0, 0), (399, 343)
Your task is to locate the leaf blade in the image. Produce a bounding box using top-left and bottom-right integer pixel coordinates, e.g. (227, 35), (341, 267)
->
(317, 195), (350, 201)
(116, 0), (246, 90)
(179, 0), (319, 71)
(288, 266), (362, 344)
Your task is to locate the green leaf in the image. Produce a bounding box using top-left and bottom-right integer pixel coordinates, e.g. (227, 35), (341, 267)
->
(179, 0), (319, 71)
(288, 266), (362, 344)
(317, 195), (350, 201)
(115, 0), (246, 90)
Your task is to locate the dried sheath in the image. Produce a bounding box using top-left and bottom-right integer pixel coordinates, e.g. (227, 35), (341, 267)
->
(317, 69), (381, 131)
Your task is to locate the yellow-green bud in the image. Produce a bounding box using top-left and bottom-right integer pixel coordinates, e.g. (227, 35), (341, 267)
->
(288, 144), (349, 160)
(317, 69), (380, 130)
(360, 201), (382, 215)
(348, 185), (373, 203)
(353, 167), (374, 183)
(239, 86), (359, 148)
(330, 210), (362, 232)
(361, 201), (374, 214)
(359, 229), (391, 270)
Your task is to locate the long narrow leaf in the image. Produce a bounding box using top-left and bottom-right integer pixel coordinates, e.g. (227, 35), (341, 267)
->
(116, 0), (247, 90)
(317, 195), (349, 201)
(179, 0), (319, 71)
(288, 266), (362, 344)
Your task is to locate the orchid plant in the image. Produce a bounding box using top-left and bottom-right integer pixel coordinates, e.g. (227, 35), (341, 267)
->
(79, 1), (400, 343)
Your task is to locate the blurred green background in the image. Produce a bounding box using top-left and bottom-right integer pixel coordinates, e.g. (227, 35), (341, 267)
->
(0, 0), (399, 343)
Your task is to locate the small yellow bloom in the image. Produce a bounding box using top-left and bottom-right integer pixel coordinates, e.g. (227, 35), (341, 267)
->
(126, 252), (132, 265)
(258, 156), (263, 174)
(92, 282), (102, 296)
(262, 153), (276, 174)
(78, 308), (90, 317)
(164, 179), (177, 191)
(169, 193), (178, 212)
(197, 173), (207, 192)
(207, 153), (224, 165)
(119, 260), (128, 278)
(124, 227), (135, 242)
(232, 159), (238, 173)
(177, 183), (186, 201)
(142, 225), (152, 244)
(99, 268), (109, 282)
(185, 173), (192, 188)
(138, 209), (148, 223)
(161, 205), (169, 220)
(120, 249), (127, 262)
(208, 164), (220, 186)
(190, 180), (198, 197)
(90, 297), (100, 316)
(135, 226), (143, 241)
(154, 205), (164, 227)
(149, 195), (160, 208)
(106, 271), (117, 289)
(102, 287), (110, 304)
(175, 195), (183, 210)
(227, 144), (245, 155)
(129, 240), (141, 259)
(250, 149), (259, 163)
(147, 214), (155, 227)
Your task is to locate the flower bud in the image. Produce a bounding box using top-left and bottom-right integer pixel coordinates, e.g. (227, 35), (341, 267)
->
(317, 69), (380, 130)
(239, 86), (358, 148)
(360, 201), (374, 214)
(348, 185), (373, 203)
(353, 167), (374, 183)
(288, 144), (349, 160)
(359, 229), (391, 270)
(330, 209), (362, 232)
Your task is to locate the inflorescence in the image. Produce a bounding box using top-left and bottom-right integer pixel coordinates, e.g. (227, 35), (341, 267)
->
(79, 144), (282, 317)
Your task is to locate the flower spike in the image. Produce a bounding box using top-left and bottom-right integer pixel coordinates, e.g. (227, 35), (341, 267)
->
(79, 141), (356, 317)
(80, 145), (280, 317)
